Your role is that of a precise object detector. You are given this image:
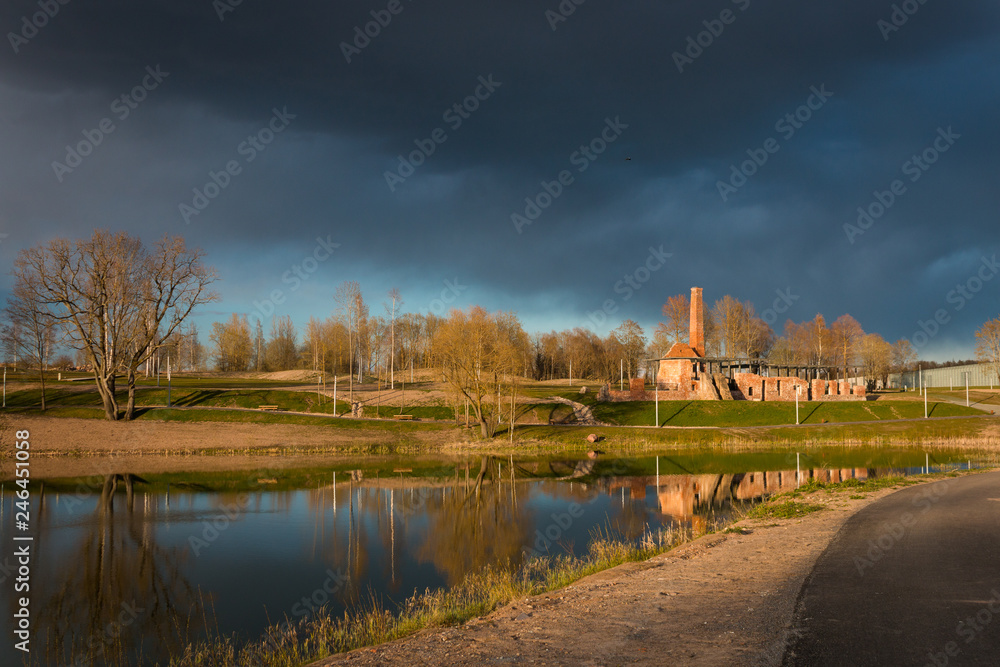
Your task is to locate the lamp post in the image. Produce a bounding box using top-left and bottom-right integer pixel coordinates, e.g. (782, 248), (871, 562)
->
(924, 373), (928, 419)
(795, 384), (800, 425)
(655, 383), (659, 427)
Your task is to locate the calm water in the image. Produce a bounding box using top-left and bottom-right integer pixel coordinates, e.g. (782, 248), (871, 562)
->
(0, 448), (985, 666)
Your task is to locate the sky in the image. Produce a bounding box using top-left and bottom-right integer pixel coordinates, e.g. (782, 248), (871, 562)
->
(0, 0), (998, 361)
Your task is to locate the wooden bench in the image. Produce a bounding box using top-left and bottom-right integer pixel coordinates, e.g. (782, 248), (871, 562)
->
(392, 414), (415, 420)
(258, 405), (280, 411)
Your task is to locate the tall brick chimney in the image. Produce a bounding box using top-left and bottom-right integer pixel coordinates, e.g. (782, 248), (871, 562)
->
(690, 287), (704, 358)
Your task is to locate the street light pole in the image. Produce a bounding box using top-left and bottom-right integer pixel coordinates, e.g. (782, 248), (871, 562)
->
(795, 384), (800, 425)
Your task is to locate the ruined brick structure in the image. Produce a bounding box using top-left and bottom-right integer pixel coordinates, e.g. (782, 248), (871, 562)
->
(640, 286), (866, 402)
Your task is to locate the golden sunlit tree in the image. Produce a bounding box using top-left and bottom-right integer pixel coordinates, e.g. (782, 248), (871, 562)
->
(830, 314), (864, 381)
(859, 332), (892, 390)
(210, 314), (253, 371)
(432, 306), (529, 438)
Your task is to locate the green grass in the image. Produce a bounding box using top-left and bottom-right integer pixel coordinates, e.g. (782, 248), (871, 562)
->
(745, 500), (825, 519)
(363, 404), (457, 420)
(512, 412), (999, 450)
(590, 399), (982, 427)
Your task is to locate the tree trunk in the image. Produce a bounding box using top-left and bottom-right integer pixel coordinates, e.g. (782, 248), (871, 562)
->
(38, 363), (46, 411)
(124, 367), (138, 421)
(95, 372), (119, 420)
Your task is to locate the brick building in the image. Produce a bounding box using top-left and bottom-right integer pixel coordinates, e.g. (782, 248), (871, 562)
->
(633, 287), (866, 402)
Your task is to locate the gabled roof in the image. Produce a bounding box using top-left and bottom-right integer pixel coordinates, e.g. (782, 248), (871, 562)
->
(665, 342), (699, 359)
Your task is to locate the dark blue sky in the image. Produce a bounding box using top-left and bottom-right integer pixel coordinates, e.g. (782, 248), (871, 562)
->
(1, 0), (998, 360)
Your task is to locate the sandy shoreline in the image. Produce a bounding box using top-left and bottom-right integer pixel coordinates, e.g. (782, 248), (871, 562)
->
(0, 415), (461, 479)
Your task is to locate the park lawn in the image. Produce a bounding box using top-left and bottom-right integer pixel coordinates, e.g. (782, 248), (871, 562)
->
(4, 386), (353, 415)
(131, 407), (449, 431)
(131, 376), (317, 388)
(363, 405), (458, 420)
(590, 399), (983, 427)
(925, 389), (1000, 408)
(514, 413), (997, 449)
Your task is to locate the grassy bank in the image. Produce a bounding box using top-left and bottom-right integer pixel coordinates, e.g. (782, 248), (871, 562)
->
(167, 527), (696, 667)
(510, 411), (998, 448)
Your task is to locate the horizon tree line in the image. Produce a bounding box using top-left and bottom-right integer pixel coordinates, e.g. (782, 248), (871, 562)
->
(5, 231), (1000, 421)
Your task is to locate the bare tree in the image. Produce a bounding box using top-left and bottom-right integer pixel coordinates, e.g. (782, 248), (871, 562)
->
(612, 319), (646, 380)
(1, 319), (24, 370)
(975, 317), (1000, 384)
(386, 288), (402, 389)
(891, 338), (916, 375)
(432, 306), (529, 438)
(13, 231), (218, 420)
(335, 281), (363, 400)
(266, 315), (297, 370)
(210, 314), (253, 371)
(859, 332), (892, 391)
(653, 294), (689, 355)
(830, 314), (864, 382)
(4, 273), (57, 409)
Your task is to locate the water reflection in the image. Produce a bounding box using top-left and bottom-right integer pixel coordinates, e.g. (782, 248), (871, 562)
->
(0, 454), (978, 666)
(26, 475), (201, 666)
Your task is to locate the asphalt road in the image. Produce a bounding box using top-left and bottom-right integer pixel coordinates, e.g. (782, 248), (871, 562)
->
(784, 471), (1000, 666)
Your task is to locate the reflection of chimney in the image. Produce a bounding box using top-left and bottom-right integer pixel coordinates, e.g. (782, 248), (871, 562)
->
(690, 287), (704, 357)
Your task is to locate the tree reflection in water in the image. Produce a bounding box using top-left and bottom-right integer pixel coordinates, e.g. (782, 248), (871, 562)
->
(34, 474), (200, 666)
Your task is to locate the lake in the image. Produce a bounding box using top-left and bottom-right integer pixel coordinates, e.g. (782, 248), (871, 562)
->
(0, 447), (985, 666)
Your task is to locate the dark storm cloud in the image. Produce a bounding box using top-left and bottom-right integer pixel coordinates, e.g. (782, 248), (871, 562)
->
(1, 0), (999, 358)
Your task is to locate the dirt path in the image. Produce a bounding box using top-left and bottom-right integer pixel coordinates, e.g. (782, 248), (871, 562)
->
(549, 396), (602, 425)
(308, 481), (939, 667)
